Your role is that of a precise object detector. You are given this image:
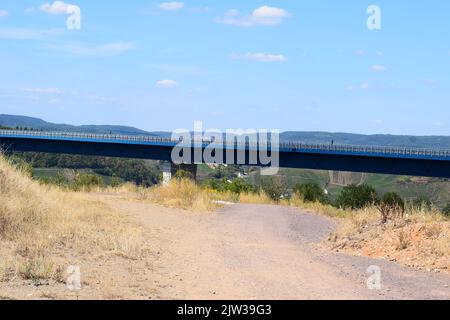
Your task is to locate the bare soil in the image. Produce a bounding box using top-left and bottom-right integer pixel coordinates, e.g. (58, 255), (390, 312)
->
(102, 195), (450, 300)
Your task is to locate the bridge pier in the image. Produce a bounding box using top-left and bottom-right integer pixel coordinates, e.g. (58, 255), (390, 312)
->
(161, 162), (198, 185)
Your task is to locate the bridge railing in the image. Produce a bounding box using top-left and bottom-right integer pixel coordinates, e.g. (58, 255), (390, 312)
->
(1, 129), (450, 159)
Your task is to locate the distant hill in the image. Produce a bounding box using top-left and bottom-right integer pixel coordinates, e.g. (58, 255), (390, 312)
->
(0, 114), (156, 136)
(1, 114), (450, 149)
(280, 132), (450, 149)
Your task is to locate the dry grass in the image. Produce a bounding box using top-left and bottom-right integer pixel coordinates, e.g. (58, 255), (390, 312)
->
(325, 205), (450, 273)
(289, 194), (347, 218)
(127, 180), (289, 211)
(0, 155), (148, 284)
(238, 192), (276, 205)
(137, 179), (238, 212)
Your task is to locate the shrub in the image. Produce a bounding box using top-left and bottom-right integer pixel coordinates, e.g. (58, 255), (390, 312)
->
(378, 192), (405, 223)
(74, 174), (103, 191)
(442, 203), (450, 217)
(412, 196), (432, 210)
(37, 175), (70, 187)
(110, 176), (121, 188)
(205, 178), (254, 194)
(226, 178), (255, 194)
(261, 176), (288, 201)
(174, 169), (194, 180)
(294, 183), (324, 203)
(336, 184), (378, 210)
(146, 179), (221, 211)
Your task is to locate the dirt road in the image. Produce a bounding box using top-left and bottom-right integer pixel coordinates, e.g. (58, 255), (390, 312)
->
(104, 196), (450, 300)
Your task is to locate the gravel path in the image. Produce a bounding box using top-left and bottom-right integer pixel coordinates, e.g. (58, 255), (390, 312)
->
(108, 199), (450, 300)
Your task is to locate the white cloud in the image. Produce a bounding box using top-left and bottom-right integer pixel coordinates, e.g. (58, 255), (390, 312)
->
(216, 6), (290, 27)
(253, 6), (288, 20)
(0, 10), (8, 18)
(371, 65), (387, 72)
(158, 2), (184, 11)
(46, 42), (134, 57)
(231, 52), (287, 62)
(156, 80), (179, 88)
(21, 87), (61, 94)
(40, 1), (78, 15)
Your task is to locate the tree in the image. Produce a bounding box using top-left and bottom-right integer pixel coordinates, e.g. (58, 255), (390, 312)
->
(261, 176), (287, 201)
(377, 192), (405, 224)
(336, 184), (378, 210)
(11, 152), (160, 187)
(294, 183), (324, 203)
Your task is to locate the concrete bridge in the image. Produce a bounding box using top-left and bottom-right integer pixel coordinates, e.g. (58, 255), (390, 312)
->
(0, 130), (449, 179)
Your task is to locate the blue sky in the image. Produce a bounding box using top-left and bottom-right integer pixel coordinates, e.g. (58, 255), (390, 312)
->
(0, 1), (449, 135)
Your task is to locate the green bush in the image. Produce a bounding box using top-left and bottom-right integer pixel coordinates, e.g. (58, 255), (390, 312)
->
(294, 183), (324, 203)
(336, 184), (378, 210)
(74, 174), (103, 191)
(381, 192), (405, 210)
(205, 178), (254, 194)
(227, 178), (255, 194)
(378, 192), (405, 223)
(442, 203), (450, 217)
(412, 196), (432, 210)
(261, 176), (287, 201)
(37, 175), (70, 187)
(110, 176), (121, 188)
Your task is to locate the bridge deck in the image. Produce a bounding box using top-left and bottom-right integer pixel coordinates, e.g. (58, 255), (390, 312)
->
(1, 130), (450, 178)
(1, 130), (449, 161)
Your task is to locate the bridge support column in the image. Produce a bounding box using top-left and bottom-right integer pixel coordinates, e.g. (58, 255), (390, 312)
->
(162, 162), (173, 186)
(161, 162), (198, 185)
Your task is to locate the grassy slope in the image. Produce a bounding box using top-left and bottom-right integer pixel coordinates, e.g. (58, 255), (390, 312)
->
(0, 156), (149, 293)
